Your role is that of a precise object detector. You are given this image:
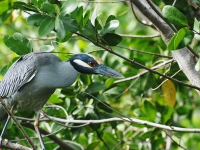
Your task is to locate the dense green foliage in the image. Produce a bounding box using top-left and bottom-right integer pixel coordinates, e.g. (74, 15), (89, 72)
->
(0, 0), (200, 150)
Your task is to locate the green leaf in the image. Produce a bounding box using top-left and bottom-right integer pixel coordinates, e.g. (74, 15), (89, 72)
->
(56, 31), (73, 43)
(140, 131), (153, 140)
(104, 87), (123, 96)
(162, 5), (188, 28)
(80, 20), (96, 41)
(161, 107), (174, 124)
(167, 34), (176, 50)
(86, 141), (100, 150)
(27, 13), (48, 26)
(174, 27), (187, 48)
(0, 65), (8, 76)
(32, 0), (43, 8)
(12, 2), (39, 12)
(91, 5), (98, 26)
(193, 18), (200, 40)
(38, 17), (55, 36)
(72, 105), (84, 115)
(142, 101), (157, 121)
(4, 33), (32, 55)
(48, 93), (63, 104)
(85, 82), (105, 93)
(60, 0), (78, 16)
(39, 45), (55, 52)
(80, 74), (91, 85)
(76, 6), (83, 25)
(97, 102), (113, 113)
(181, 30), (194, 46)
(194, 18), (200, 33)
(167, 27), (188, 50)
(83, 10), (90, 27)
(105, 78), (115, 88)
(40, 2), (55, 14)
(100, 20), (119, 35)
(102, 132), (118, 149)
(102, 33), (122, 46)
(106, 15), (116, 24)
(60, 16), (80, 32)
(55, 17), (66, 39)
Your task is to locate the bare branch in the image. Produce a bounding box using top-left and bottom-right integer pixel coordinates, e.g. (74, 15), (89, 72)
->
(16, 116), (200, 133)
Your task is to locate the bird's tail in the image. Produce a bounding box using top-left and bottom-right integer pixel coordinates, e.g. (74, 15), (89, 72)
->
(0, 103), (8, 122)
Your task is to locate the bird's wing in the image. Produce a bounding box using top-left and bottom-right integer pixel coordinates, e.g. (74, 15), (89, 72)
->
(0, 53), (38, 97)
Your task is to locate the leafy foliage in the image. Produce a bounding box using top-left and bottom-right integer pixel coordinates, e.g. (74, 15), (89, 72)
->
(0, 0), (200, 150)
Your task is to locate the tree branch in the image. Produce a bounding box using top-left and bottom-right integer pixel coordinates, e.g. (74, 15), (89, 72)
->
(16, 116), (200, 133)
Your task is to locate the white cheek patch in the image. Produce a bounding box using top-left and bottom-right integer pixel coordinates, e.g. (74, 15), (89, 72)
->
(73, 59), (92, 68)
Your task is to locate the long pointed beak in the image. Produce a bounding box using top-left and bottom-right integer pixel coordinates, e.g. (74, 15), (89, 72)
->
(96, 65), (124, 78)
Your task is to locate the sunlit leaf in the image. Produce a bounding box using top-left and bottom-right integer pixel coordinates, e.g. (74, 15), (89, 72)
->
(38, 17), (55, 36)
(4, 33), (32, 55)
(167, 27), (188, 50)
(100, 20), (119, 35)
(60, 0), (78, 16)
(55, 17), (66, 39)
(162, 5), (188, 28)
(105, 78), (115, 88)
(194, 18), (200, 40)
(91, 5), (98, 26)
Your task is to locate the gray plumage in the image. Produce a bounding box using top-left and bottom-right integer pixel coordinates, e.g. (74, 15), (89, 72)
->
(0, 52), (80, 122)
(0, 52), (124, 123)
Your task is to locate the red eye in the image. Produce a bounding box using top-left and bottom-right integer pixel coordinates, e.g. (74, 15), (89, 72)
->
(88, 61), (96, 67)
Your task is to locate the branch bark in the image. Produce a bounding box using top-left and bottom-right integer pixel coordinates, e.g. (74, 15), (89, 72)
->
(16, 116), (200, 133)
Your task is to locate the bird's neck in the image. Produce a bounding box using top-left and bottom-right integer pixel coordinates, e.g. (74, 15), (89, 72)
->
(54, 61), (80, 88)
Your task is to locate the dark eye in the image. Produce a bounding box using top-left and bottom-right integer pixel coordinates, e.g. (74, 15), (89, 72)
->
(88, 61), (96, 67)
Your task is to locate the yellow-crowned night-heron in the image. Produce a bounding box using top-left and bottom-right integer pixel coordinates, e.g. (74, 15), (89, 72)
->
(0, 52), (124, 149)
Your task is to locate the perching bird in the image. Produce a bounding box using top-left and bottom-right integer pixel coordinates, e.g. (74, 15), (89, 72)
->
(0, 52), (124, 149)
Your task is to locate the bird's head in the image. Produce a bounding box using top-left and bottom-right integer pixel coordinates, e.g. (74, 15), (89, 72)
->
(69, 54), (124, 78)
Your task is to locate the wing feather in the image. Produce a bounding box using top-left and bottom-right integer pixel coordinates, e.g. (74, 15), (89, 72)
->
(0, 53), (37, 97)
